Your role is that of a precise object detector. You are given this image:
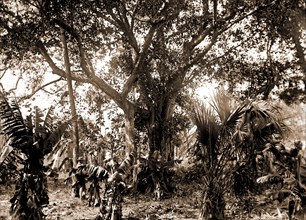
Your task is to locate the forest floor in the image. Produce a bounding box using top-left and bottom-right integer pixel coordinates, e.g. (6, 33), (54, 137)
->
(0, 179), (201, 220)
(0, 176), (299, 220)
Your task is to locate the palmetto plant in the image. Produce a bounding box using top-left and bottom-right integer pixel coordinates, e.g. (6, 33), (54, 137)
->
(0, 93), (70, 220)
(190, 91), (288, 219)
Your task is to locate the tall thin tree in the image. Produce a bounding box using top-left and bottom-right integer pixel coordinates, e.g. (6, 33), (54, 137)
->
(61, 28), (80, 166)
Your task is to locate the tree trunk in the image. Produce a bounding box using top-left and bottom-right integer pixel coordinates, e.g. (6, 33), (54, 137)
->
(123, 101), (135, 156)
(61, 29), (80, 167)
(291, 23), (306, 91)
(142, 94), (177, 196)
(148, 95), (176, 161)
(200, 184), (225, 220)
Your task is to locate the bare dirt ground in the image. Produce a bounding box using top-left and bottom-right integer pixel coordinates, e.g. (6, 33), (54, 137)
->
(0, 178), (298, 220)
(0, 179), (201, 220)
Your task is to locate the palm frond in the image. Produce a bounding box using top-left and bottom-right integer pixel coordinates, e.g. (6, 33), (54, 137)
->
(34, 107), (45, 133)
(118, 148), (137, 176)
(43, 106), (56, 132)
(45, 138), (70, 169)
(0, 94), (31, 151)
(210, 90), (234, 124)
(0, 139), (14, 165)
(221, 102), (249, 140)
(247, 102), (288, 139)
(10, 100), (26, 127)
(47, 142), (69, 170)
(87, 165), (109, 180)
(191, 102), (219, 147)
(43, 121), (70, 155)
(0, 137), (24, 182)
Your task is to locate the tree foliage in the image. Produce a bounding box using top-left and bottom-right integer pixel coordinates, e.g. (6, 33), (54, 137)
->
(211, 0), (306, 103)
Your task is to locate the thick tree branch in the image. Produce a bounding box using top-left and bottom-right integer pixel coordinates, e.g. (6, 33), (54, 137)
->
(128, 0), (140, 30)
(103, 5), (139, 53)
(213, 0), (218, 26)
(188, 33), (218, 68)
(122, 24), (159, 103)
(118, 4), (139, 53)
(133, 25), (159, 101)
(53, 19), (135, 109)
(184, 39), (249, 86)
(179, 2), (276, 89)
(290, 20), (306, 91)
(39, 38), (128, 109)
(291, 21), (306, 74)
(141, 25), (157, 54)
(38, 42), (90, 83)
(52, 19), (94, 77)
(121, 74), (138, 98)
(38, 43), (65, 77)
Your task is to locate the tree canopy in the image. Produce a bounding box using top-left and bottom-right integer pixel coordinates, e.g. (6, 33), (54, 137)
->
(0, 0), (305, 156)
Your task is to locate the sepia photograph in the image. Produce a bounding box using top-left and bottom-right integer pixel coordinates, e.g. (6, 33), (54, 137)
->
(0, 0), (305, 219)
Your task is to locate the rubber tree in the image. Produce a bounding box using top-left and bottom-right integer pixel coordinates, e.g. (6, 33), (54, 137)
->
(0, 0), (305, 194)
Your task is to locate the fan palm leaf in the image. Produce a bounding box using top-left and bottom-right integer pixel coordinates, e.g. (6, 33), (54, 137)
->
(210, 90), (234, 125)
(191, 102), (219, 147)
(245, 102), (287, 141)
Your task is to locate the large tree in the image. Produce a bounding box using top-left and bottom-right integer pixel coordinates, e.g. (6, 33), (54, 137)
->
(0, 0), (305, 192)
